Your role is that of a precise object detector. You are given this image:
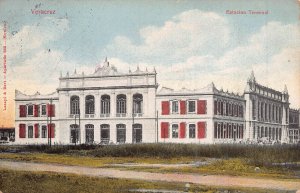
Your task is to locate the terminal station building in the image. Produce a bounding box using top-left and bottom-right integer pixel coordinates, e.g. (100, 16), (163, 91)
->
(15, 59), (300, 144)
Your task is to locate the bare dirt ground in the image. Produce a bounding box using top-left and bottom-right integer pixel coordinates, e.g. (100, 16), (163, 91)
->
(1, 160), (299, 192)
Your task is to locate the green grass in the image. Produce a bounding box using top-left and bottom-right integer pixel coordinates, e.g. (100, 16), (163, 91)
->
(0, 153), (196, 166)
(1, 143), (299, 179)
(0, 153), (299, 180)
(1, 143), (299, 166)
(0, 169), (291, 193)
(110, 158), (300, 180)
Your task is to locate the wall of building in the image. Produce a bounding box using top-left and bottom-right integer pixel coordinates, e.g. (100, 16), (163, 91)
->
(15, 91), (59, 144)
(14, 62), (299, 145)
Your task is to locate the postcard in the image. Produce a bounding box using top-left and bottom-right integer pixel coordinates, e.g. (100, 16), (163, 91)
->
(0, 0), (299, 193)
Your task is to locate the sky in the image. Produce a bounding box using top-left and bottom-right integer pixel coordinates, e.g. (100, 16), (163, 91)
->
(0, 0), (299, 127)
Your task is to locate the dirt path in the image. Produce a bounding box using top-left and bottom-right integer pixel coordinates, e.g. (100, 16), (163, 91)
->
(0, 160), (299, 191)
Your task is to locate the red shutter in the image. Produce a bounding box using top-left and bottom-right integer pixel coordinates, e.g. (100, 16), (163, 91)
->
(48, 124), (55, 138)
(214, 101), (217, 115)
(197, 100), (207, 114)
(19, 105), (27, 117)
(197, 122), (206, 139)
(161, 101), (170, 115)
(47, 104), (55, 117)
(160, 122), (169, 138)
(34, 124), (39, 138)
(179, 122), (186, 138)
(180, 100), (186, 115)
(19, 124), (26, 138)
(34, 105), (39, 117)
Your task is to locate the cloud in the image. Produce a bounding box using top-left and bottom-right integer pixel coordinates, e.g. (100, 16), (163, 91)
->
(103, 10), (230, 64)
(2, 17), (69, 61)
(101, 15), (300, 108)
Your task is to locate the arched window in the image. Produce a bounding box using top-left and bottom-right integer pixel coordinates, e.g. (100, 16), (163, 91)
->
(85, 95), (95, 115)
(70, 96), (80, 115)
(116, 124), (126, 143)
(100, 124), (110, 144)
(133, 124), (142, 143)
(133, 93), (143, 115)
(116, 94), (126, 116)
(70, 124), (79, 143)
(85, 124), (94, 144)
(101, 95), (110, 115)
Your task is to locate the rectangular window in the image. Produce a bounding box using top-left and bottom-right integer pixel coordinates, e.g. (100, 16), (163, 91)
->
(27, 105), (33, 116)
(42, 125), (47, 138)
(229, 103), (232, 116)
(188, 100), (196, 113)
(171, 101), (179, 114)
(28, 125), (33, 138)
(252, 100), (256, 119)
(189, 124), (196, 138)
(225, 102), (228, 116)
(214, 122), (217, 138)
(172, 124), (179, 138)
(41, 104), (47, 116)
(214, 101), (217, 115)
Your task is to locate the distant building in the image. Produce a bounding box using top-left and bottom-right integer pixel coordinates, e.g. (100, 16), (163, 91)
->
(244, 71), (290, 143)
(0, 127), (15, 142)
(14, 59), (299, 144)
(288, 109), (300, 143)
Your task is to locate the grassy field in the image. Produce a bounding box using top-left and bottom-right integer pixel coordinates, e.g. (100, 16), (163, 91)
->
(0, 143), (299, 179)
(0, 169), (292, 193)
(109, 158), (300, 180)
(1, 143), (299, 165)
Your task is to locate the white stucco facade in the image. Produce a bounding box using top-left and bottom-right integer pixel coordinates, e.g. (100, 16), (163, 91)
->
(14, 60), (299, 145)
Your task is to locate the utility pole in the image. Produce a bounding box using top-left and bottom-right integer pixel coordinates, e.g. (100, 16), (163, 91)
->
(132, 101), (135, 143)
(74, 113), (77, 146)
(49, 98), (52, 147)
(79, 108), (81, 144)
(156, 110), (158, 143)
(47, 112), (49, 145)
